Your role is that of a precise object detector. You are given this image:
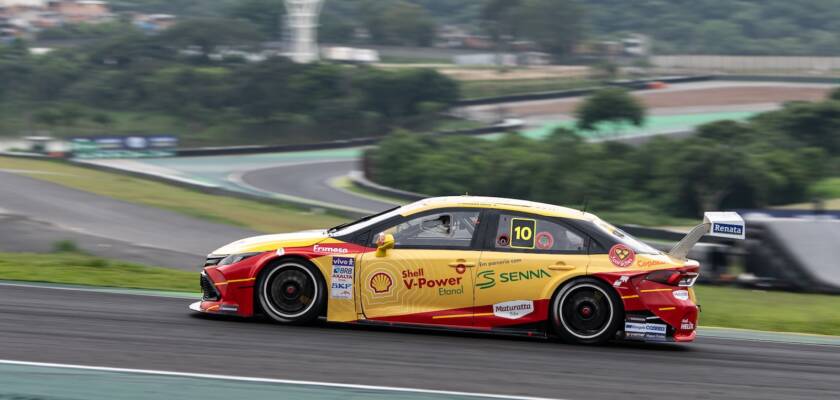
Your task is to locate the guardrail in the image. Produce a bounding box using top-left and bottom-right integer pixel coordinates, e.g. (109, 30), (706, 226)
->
(348, 171), (425, 201)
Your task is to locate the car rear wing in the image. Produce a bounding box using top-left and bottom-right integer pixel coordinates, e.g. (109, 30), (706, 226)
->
(668, 212), (745, 260)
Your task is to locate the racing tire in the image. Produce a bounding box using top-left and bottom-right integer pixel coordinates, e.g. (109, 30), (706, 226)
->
(258, 260), (325, 325)
(551, 278), (623, 345)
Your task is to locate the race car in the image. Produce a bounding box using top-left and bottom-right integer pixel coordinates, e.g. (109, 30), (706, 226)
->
(190, 196), (745, 344)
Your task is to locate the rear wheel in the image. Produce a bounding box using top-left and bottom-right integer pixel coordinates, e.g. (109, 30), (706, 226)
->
(551, 278), (623, 345)
(258, 260), (324, 325)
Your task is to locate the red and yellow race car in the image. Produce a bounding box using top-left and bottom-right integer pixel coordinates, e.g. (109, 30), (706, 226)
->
(190, 196), (744, 344)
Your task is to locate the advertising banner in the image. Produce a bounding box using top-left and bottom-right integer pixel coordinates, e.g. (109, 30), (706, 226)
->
(70, 135), (178, 159)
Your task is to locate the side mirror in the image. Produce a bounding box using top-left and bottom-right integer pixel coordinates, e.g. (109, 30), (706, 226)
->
(375, 232), (395, 257)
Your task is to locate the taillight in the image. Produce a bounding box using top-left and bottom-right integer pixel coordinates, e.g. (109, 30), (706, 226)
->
(645, 270), (699, 287)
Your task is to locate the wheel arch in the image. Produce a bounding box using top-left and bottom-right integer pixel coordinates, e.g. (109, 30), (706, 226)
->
(543, 273), (591, 310)
(252, 255), (327, 317)
(547, 274), (624, 311)
(546, 275), (626, 340)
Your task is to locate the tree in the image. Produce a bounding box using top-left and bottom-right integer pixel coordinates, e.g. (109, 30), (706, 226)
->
(159, 18), (264, 58)
(227, 0), (285, 39)
(829, 87), (840, 102)
(517, 0), (586, 58)
(478, 0), (585, 59)
(359, 68), (459, 121)
(756, 101), (840, 156)
(360, 0), (437, 46)
(480, 0), (523, 68)
(86, 30), (173, 67)
(0, 39), (33, 100)
(575, 88), (645, 132)
(28, 53), (83, 101)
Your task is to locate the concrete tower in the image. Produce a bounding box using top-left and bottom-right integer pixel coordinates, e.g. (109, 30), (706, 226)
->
(283, 0), (324, 63)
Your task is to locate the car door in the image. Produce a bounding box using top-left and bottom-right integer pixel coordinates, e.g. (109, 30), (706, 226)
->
(474, 212), (590, 329)
(359, 209), (482, 327)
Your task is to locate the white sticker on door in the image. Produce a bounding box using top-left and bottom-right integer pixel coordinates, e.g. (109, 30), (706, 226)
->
(330, 257), (355, 299)
(492, 300), (534, 319)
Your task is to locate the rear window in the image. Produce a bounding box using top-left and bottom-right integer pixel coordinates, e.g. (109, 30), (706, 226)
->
(494, 214), (586, 253)
(591, 218), (661, 254)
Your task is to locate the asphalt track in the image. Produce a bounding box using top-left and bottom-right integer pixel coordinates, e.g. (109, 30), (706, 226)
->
(1, 284), (838, 400)
(241, 159), (399, 213)
(0, 170), (258, 268)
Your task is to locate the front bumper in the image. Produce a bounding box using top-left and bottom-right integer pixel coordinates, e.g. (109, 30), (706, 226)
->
(189, 301), (202, 312)
(189, 268), (255, 316)
(189, 300), (241, 314)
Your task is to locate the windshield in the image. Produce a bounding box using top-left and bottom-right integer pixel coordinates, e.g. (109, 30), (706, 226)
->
(591, 218), (661, 254)
(328, 206), (401, 235)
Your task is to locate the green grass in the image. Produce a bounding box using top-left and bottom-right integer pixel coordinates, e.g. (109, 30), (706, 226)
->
(460, 78), (597, 99)
(426, 117), (484, 131)
(0, 156), (347, 233)
(810, 177), (840, 199)
(776, 177), (840, 210)
(0, 252), (197, 293)
(696, 285), (840, 336)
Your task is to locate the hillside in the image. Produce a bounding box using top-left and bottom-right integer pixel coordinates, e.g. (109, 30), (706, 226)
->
(106, 0), (840, 56)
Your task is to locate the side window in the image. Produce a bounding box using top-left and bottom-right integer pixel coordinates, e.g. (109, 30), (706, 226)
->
(495, 214), (585, 252)
(379, 211), (480, 249)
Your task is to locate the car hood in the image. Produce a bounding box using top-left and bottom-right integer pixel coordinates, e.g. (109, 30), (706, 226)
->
(211, 229), (329, 256)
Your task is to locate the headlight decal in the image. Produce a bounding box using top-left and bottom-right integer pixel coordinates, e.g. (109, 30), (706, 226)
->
(218, 252), (262, 266)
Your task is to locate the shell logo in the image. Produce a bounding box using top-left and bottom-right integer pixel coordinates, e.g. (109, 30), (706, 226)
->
(369, 272), (393, 294)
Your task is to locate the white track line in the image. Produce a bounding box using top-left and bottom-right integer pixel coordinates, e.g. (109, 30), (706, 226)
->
(0, 359), (565, 400)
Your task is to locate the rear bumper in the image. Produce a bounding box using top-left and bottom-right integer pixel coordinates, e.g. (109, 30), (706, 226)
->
(597, 270), (699, 343)
(621, 313), (696, 342)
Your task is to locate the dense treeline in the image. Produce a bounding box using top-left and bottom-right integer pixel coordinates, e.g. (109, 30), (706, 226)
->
(586, 0), (840, 56)
(0, 33), (458, 144)
(367, 94), (840, 218)
(111, 0), (840, 56)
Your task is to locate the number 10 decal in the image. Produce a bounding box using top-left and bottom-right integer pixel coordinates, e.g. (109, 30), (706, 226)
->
(510, 218), (536, 249)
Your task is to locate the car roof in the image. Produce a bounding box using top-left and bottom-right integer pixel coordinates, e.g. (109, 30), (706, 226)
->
(399, 196), (596, 221)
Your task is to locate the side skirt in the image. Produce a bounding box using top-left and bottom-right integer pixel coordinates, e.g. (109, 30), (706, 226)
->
(352, 319), (550, 339)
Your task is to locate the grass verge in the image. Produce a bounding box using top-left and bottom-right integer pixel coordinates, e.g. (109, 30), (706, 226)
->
(777, 177), (840, 210)
(460, 78), (597, 99)
(2, 250), (837, 337)
(0, 252), (197, 293)
(0, 156), (347, 233)
(695, 285), (840, 336)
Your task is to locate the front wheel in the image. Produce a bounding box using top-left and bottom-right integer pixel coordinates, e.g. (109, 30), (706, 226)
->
(258, 260), (325, 325)
(551, 278), (623, 345)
